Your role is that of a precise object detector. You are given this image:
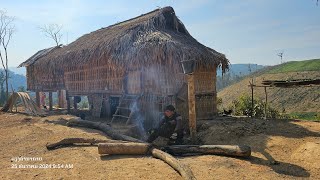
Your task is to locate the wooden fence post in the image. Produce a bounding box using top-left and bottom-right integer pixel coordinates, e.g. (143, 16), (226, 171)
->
(264, 87), (268, 119)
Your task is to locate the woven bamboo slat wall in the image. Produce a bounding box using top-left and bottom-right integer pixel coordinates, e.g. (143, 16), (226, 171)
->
(26, 66), (64, 92)
(141, 65), (185, 95)
(64, 62), (125, 95)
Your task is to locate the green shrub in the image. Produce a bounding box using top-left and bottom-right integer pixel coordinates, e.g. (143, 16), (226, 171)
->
(232, 94), (281, 118)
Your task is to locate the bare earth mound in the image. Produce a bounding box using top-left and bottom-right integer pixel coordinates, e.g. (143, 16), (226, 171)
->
(0, 112), (319, 179)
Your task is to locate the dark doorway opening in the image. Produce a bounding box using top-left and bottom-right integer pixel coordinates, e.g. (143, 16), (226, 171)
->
(110, 96), (120, 117)
(100, 96), (120, 118)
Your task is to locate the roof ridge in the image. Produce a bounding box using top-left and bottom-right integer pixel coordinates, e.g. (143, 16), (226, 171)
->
(94, 6), (173, 33)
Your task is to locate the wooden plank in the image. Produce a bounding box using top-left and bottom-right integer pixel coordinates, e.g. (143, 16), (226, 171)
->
(187, 74), (196, 143)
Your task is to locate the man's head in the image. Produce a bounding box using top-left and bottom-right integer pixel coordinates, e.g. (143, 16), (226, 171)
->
(164, 105), (175, 117)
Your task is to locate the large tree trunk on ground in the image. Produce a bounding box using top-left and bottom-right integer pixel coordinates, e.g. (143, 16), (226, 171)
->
(164, 145), (251, 157)
(98, 143), (251, 157)
(66, 118), (144, 143)
(46, 138), (129, 150)
(151, 148), (196, 180)
(98, 143), (196, 180)
(98, 142), (150, 155)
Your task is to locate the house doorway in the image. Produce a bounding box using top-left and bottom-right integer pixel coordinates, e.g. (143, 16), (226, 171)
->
(100, 95), (120, 118)
(109, 96), (120, 116)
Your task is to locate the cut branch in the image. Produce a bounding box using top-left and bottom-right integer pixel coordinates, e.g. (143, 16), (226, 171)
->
(151, 148), (196, 180)
(66, 118), (144, 143)
(163, 145), (251, 157)
(46, 137), (130, 150)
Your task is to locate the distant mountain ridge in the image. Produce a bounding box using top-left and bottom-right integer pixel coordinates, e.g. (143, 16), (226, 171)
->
(9, 67), (26, 76)
(216, 63), (265, 91)
(217, 63), (265, 77)
(0, 69), (27, 91)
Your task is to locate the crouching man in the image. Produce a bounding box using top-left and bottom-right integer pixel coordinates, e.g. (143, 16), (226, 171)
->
(147, 105), (184, 145)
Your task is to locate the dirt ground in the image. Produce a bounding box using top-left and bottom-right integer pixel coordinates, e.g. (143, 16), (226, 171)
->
(0, 111), (319, 180)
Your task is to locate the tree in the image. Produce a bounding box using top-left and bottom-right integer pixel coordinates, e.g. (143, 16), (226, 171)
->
(0, 10), (14, 99)
(0, 71), (6, 105)
(40, 24), (63, 46)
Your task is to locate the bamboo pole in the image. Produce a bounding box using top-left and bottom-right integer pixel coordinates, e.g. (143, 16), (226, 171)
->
(187, 74), (196, 143)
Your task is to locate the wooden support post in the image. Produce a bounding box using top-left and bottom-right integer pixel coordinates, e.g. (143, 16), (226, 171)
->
(66, 91), (70, 113)
(264, 86), (268, 120)
(104, 95), (111, 117)
(35, 91), (40, 108)
(73, 96), (78, 110)
(212, 66), (218, 115)
(49, 92), (53, 111)
(58, 90), (65, 108)
(187, 74), (196, 143)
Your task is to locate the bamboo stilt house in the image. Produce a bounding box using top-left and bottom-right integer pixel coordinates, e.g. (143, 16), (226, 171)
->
(19, 7), (229, 124)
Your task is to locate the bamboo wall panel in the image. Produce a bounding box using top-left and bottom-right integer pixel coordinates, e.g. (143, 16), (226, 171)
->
(64, 63), (125, 94)
(26, 66), (64, 91)
(127, 71), (141, 94)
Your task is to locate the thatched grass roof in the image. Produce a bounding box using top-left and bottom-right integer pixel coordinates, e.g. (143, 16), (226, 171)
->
(19, 6), (229, 73)
(18, 45), (61, 67)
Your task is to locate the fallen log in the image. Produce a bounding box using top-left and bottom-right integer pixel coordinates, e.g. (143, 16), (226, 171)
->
(163, 145), (251, 157)
(98, 142), (150, 155)
(98, 143), (251, 157)
(98, 143), (196, 180)
(46, 138), (130, 150)
(66, 118), (144, 143)
(151, 148), (196, 180)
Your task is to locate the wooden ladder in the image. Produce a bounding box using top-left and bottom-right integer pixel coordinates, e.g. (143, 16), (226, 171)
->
(110, 94), (140, 125)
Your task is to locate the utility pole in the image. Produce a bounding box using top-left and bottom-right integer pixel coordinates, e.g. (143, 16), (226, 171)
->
(277, 51), (284, 64)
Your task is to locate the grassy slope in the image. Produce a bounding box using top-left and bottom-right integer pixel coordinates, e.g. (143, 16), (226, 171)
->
(218, 59), (320, 116)
(267, 59), (320, 74)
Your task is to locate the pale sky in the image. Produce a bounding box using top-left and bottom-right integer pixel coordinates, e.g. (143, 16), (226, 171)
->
(1, 0), (319, 67)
